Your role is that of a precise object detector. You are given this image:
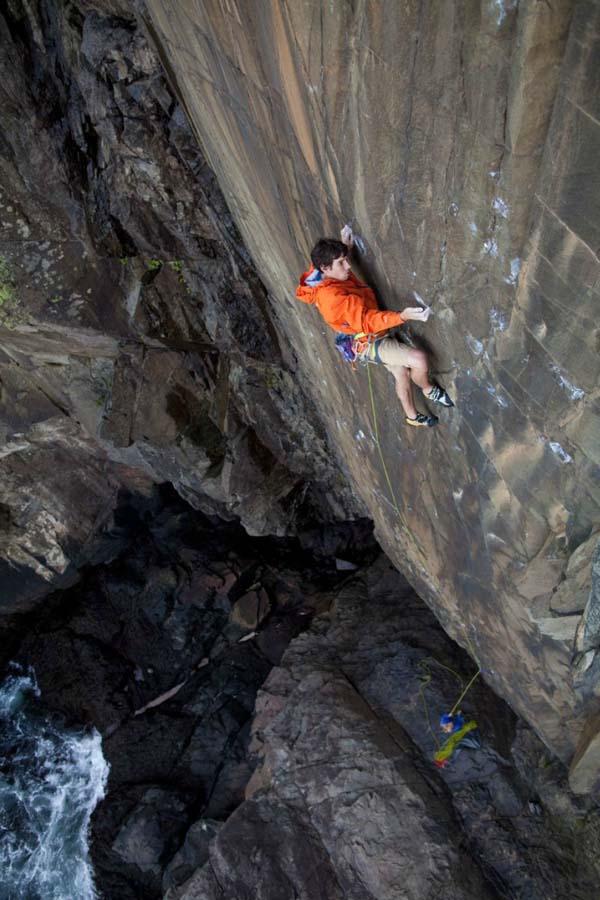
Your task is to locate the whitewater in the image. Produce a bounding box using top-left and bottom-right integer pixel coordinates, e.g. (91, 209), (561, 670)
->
(0, 665), (109, 900)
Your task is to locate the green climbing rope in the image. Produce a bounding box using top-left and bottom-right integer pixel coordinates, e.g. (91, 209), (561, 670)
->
(366, 362), (401, 516)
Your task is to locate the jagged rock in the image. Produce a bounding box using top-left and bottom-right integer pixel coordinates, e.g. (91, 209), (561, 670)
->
(179, 557), (596, 899)
(0, 417), (155, 618)
(230, 587), (271, 630)
(575, 541), (600, 653)
(9, 499), (377, 898)
(163, 819), (221, 895)
(570, 712), (600, 795)
(537, 615), (580, 643)
(180, 710), (496, 900)
(552, 534), (600, 615)
(112, 787), (187, 877)
(0, 0), (360, 613)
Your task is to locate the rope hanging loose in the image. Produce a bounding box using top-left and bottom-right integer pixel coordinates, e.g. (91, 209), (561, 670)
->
(417, 643), (482, 768)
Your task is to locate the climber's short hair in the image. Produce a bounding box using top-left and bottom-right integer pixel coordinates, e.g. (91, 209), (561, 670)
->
(310, 238), (348, 272)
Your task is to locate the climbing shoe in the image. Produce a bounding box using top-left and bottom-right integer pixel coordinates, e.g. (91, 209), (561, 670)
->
(425, 383), (454, 408)
(405, 412), (439, 428)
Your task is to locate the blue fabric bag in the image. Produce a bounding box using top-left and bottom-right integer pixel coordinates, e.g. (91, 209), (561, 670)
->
(335, 333), (356, 363)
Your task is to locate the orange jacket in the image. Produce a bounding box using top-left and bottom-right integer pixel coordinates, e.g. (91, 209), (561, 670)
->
(296, 266), (405, 335)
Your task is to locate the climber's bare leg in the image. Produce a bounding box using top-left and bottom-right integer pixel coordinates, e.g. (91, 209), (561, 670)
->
(391, 366), (418, 419)
(405, 349), (434, 394)
(378, 341), (433, 396)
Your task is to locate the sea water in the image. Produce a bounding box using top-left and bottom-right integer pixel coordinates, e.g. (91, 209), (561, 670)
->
(0, 665), (109, 900)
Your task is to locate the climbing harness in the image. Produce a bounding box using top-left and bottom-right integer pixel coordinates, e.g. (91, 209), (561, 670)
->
(334, 330), (388, 366)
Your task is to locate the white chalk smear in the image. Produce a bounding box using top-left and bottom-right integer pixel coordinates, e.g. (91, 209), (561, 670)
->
(486, 384), (509, 408)
(493, 197), (509, 218)
(494, 0), (507, 26)
(466, 334), (484, 356)
(504, 257), (521, 286)
(483, 239), (499, 257)
(342, 223), (366, 255)
(550, 364), (585, 401)
(413, 291), (432, 317)
(489, 308), (508, 332)
(549, 441), (573, 464)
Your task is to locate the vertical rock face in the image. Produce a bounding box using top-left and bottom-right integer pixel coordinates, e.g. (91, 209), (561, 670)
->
(142, 0), (600, 776)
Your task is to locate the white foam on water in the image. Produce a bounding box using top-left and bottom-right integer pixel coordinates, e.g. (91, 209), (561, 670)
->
(0, 667), (109, 900)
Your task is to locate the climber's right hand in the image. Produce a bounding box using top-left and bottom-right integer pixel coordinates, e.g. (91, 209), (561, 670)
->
(401, 306), (431, 322)
(340, 224), (354, 248)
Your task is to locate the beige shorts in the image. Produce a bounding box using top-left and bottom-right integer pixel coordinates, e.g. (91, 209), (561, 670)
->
(375, 336), (414, 369)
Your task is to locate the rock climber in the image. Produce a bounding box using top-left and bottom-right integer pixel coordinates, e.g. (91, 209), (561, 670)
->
(296, 228), (453, 427)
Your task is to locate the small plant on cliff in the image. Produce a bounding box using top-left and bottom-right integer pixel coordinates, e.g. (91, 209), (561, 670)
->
(147, 258), (163, 272)
(168, 260), (183, 273)
(0, 256), (25, 328)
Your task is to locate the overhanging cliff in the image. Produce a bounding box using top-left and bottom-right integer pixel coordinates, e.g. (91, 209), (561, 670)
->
(141, 0), (600, 787)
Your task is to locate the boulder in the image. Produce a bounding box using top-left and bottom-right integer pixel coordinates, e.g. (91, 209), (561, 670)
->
(230, 588), (271, 630)
(551, 534), (600, 615)
(163, 819), (221, 894)
(569, 712), (600, 795)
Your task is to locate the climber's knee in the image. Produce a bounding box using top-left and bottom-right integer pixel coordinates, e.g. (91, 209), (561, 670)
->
(395, 365), (411, 382)
(408, 349), (429, 371)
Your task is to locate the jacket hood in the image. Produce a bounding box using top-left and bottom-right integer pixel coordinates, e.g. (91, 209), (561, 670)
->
(296, 265), (324, 304)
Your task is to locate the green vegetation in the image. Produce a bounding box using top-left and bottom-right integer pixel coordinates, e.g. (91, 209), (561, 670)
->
(94, 372), (113, 409)
(168, 260), (183, 273)
(0, 256), (25, 328)
(262, 367), (280, 390)
(147, 258), (163, 271)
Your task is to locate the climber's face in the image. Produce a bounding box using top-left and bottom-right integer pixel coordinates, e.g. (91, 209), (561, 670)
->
(322, 254), (351, 281)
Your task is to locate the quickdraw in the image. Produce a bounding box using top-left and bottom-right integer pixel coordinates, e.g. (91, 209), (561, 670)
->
(334, 330), (389, 366)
